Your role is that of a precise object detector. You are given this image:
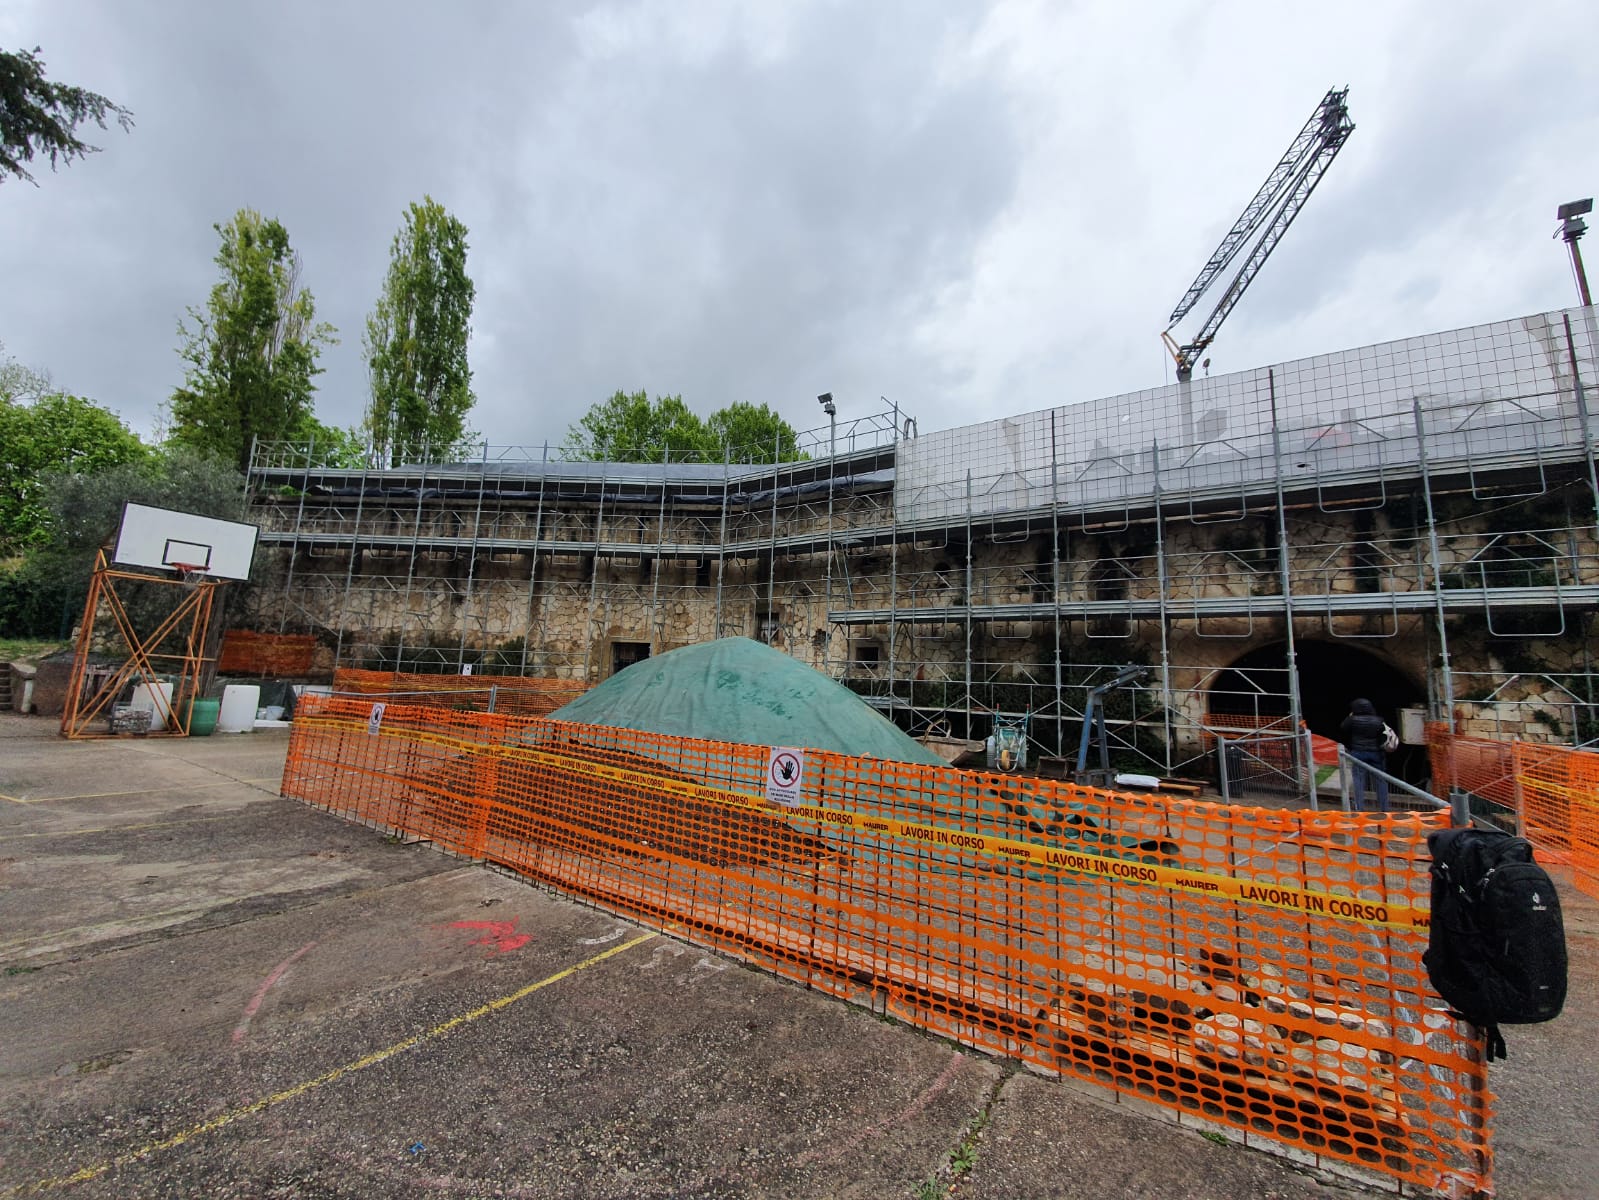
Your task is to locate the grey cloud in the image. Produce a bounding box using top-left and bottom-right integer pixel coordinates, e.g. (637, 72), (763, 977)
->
(1, 0), (1016, 450)
(1228, 30), (1597, 349)
(2, 0), (579, 433)
(469, 5), (1017, 445)
(2, 1), (1593, 455)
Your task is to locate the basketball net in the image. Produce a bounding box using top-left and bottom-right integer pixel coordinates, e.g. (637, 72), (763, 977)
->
(173, 563), (209, 592)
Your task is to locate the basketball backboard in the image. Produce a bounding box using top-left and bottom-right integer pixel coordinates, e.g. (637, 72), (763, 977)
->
(112, 503), (259, 582)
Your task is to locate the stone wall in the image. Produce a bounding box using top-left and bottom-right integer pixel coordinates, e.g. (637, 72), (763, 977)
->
(241, 475), (1597, 743)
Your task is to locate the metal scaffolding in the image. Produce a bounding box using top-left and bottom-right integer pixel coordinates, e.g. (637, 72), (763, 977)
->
(244, 306), (1599, 781)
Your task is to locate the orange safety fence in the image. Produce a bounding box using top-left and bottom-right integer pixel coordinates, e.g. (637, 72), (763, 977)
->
(331, 668), (587, 717)
(283, 696), (1492, 1195)
(1197, 713), (1295, 750)
(218, 630), (317, 676)
(1427, 724), (1599, 900)
(1200, 712), (1294, 734)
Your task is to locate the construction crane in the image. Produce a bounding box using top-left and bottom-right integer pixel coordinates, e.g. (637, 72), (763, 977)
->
(1163, 87), (1355, 382)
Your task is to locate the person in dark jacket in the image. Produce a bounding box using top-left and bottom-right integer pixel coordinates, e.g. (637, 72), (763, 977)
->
(1340, 697), (1389, 812)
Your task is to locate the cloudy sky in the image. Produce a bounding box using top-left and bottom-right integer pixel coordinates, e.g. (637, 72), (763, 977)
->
(1, 0), (1594, 452)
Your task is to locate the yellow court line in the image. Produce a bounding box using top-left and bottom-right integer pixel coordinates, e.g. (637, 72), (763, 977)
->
(3, 930), (659, 1196)
(0, 779), (284, 805)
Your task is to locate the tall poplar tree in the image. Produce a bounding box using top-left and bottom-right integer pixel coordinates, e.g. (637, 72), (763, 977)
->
(363, 197), (476, 465)
(168, 210), (335, 471)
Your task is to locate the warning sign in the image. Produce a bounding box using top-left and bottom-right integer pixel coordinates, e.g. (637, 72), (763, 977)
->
(765, 746), (805, 806)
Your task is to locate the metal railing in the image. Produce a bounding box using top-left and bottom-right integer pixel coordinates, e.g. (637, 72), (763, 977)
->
(1335, 744), (1463, 823)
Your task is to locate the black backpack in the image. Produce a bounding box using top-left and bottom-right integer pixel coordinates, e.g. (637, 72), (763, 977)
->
(1423, 826), (1567, 1061)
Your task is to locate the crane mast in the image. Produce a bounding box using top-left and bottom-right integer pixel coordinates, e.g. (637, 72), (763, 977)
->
(1163, 88), (1354, 382)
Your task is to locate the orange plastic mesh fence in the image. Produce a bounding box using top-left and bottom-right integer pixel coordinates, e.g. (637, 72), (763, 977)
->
(331, 668), (587, 717)
(218, 630), (317, 676)
(1427, 724), (1599, 900)
(284, 696), (1492, 1194)
(1199, 712), (1294, 740)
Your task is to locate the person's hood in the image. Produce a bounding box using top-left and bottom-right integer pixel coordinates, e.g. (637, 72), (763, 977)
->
(1350, 698), (1376, 716)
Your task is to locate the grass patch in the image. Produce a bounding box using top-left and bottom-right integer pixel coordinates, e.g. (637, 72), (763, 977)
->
(912, 1074), (1003, 1198)
(0, 637), (69, 663)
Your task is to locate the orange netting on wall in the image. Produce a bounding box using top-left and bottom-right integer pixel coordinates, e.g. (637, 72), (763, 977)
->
(1201, 713), (1294, 736)
(283, 696), (1492, 1195)
(1427, 724), (1599, 900)
(331, 668), (587, 717)
(218, 630), (317, 676)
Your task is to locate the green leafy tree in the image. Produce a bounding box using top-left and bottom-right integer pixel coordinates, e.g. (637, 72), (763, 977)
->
(563, 393), (802, 464)
(289, 415), (369, 469)
(168, 209), (336, 472)
(0, 338), (52, 402)
(363, 197), (476, 465)
(706, 401), (800, 463)
(0, 390), (149, 554)
(564, 391), (711, 462)
(0, 46), (133, 185)
(1, 447), (246, 640)
(41, 446), (244, 556)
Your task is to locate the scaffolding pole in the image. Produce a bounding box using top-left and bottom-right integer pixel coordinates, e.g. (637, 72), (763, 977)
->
(1564, 313), (1599, 532)
(1268, 369), (1307, 783)
(523, 443), (549, 675)
(1413, 398), (1457, 728)
(1151, 440), (1176, 775)
(332, 453), (371, 670)
(1050, 410), (1065, 758)
(456, 440), (490, 669)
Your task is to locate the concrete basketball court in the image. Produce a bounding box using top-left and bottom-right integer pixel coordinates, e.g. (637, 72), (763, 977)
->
(1, 712), (1593, 1199)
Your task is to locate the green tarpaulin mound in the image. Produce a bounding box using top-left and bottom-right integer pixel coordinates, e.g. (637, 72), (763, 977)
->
(548, 637), (944, 766)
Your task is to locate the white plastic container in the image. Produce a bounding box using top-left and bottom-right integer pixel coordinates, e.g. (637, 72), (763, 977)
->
(129, 681), (175, 731)
(218, 684), (261, 733)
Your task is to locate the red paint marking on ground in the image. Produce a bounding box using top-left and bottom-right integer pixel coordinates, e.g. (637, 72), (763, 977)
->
(794, 1051), (965, 1166)
(448, 919), (531, 953)
(233, 941), (318, 1044)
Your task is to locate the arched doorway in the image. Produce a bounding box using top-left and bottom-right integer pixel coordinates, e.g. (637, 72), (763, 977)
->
(1209, 640), (1428, 783)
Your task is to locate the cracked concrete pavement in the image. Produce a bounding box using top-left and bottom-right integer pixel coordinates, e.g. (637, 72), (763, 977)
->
(1, 713), (1593, 1198)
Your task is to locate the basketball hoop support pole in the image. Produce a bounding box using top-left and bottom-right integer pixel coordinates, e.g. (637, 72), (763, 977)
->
(61, 550), (226, 739)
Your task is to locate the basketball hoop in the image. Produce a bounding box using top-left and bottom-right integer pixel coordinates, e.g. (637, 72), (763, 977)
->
(62, 503), (255, 740)
(172, 563), (209, 591)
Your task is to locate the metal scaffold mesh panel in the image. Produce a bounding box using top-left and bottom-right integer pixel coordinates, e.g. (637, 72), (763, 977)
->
(896, 307), (1597, 524)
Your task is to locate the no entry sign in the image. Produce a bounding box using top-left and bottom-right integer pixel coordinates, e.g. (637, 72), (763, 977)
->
(765, 746), (805, 806)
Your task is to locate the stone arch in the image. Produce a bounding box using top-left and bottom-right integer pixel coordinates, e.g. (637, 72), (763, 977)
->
(1209, 639), (1429, 780)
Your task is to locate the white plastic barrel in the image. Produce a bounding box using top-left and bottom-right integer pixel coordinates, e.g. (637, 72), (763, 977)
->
(129, 681), (175, 731)
(218, 684), (260, 733)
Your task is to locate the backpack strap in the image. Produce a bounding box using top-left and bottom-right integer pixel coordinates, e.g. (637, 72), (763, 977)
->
(1485, 1023), (1506, 1063)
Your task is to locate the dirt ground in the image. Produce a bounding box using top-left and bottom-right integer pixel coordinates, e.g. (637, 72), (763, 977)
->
(1, 712), (1593, 1199)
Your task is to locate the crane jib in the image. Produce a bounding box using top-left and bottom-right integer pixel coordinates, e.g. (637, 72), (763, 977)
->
(1163, 88), (1354, 381)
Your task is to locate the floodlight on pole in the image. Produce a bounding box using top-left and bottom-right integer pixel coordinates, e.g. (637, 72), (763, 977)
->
(1556, 198), (1593, 308)
(817, 392), (838, 461)
(818, 392), (839, 671)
